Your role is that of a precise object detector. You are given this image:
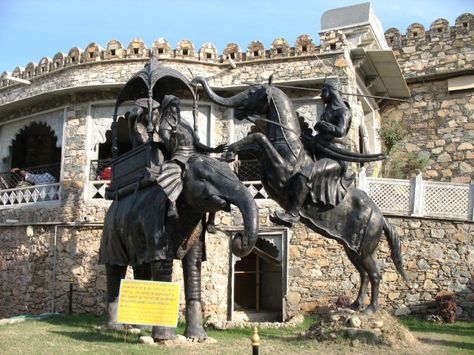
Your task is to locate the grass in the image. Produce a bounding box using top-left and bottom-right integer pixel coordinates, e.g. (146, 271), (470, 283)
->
(0, 313), (473, 354)
(400, 317), (474, 354)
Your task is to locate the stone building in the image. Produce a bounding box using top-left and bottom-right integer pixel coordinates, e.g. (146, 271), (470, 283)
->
(0, 3), (473, 322)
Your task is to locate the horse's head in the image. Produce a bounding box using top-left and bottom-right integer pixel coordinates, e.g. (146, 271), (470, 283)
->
(191, 75), (274, 121)
(233, 83), (271, 120)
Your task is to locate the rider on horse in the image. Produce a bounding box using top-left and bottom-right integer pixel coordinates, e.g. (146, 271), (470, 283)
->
(274, 81), (355, 225)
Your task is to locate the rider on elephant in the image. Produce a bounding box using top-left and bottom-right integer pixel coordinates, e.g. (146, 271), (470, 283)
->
(156, 95), (226, 218)
(274, 81), (355, 225)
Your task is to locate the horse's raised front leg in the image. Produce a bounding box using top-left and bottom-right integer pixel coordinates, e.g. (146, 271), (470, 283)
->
(150, 259), (176, 341)
(182, 235), (207, 339)
(227, 132), (286, 166)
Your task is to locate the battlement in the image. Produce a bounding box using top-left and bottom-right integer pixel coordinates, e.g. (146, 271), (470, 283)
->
(384, 13), (474, 78)
(0, 33), (349, 88)
(385, 13), (473, 48)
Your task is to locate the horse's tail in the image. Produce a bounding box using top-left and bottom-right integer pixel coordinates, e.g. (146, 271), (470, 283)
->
(383, 217), (409, 282)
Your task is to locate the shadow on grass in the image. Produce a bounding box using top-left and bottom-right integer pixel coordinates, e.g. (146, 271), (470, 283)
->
(417, 336), (474, 351)
(38, 314), (106, 328)
(48, 330), (136, 344)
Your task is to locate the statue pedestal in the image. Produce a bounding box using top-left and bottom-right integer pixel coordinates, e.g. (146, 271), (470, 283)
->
(306, 308), (418, 348)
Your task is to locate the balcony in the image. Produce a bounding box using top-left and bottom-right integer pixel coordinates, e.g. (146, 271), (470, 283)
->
(0, 163), (61, 208)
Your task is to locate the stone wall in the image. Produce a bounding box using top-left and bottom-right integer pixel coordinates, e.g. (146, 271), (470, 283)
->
(1, 213), (472, 320)
(381, 12), (474, 182)
(384, 13), (474, 78)
(0, 224), (106, 318)
(381, 80), (474, 183)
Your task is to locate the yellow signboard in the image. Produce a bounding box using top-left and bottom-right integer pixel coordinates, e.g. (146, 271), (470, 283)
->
(117, 279), (181, 327)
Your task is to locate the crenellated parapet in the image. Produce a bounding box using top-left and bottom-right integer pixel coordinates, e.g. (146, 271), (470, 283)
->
(320, 30), (347, 52)
(104, 39), (126, 59)
(384, 13), (474, 77)
(223, 43), (242, 61)
(270, 38), (290, 58)
(0, 34), (338, 88)
(384, 13), (473, 48)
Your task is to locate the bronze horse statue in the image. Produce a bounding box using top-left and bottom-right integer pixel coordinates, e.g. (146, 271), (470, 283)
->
(192, 76), (408, 314)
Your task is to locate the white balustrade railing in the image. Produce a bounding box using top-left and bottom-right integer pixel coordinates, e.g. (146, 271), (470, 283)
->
(358, 168), (474, 221)
(85, 170), (474, 221)
(0, 183), (61, 208)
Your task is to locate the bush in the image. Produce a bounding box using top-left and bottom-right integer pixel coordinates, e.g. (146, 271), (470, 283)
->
(435, 291), (457, 323)
(334, 295), (352, 309)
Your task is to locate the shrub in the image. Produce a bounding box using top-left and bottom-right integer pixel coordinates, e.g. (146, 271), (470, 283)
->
(334, 295), (352, 309)
(435, 291), (457, 323)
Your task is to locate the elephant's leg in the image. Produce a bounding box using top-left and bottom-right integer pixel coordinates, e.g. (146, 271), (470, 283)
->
(130, 264), (152, 330)
(150, 259), (177, 341)
(344, 247), (369, 310)
(132, 263), (151, 280)
(361, 253), (381, 315)
(105, 264), (127, 330)
(182, 237), (207, 339)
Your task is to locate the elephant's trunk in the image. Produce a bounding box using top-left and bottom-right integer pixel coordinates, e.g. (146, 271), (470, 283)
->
(191, 76), (246, 107)
(227, 186), (259, 257)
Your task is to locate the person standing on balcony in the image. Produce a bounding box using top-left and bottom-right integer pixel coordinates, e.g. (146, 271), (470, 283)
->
(10, 168), (56, 185)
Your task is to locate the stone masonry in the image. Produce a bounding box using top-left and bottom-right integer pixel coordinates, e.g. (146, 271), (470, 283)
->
(382, 13), (474, 182)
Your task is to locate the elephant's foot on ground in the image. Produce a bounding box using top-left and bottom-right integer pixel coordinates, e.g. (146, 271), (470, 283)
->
(184, 300), (207, 339)
(106, 321), (127, 331)
(106, 301), (126, 330)
(152, 326), (177, 341)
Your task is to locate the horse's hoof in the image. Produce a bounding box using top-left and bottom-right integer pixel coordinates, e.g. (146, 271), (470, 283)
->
(349, 301), (361, 310)
(206, 223), (217, 234)
(224, 152), (235, 162)
(271, 211), (299, 226)
(362, 305), (377, 315)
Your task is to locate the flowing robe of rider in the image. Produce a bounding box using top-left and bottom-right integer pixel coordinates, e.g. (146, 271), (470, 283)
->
(303, 82), (355, 206)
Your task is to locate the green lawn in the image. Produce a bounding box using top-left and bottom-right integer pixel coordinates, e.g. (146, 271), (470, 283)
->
(400, 318), (474, 354)
(0, 314), (473, 354)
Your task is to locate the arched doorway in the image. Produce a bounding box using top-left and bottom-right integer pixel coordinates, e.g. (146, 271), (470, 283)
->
(232, 233), (288, 322)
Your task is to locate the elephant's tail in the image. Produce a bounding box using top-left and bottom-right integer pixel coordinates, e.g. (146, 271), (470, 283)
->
(383, 217), (408, 282)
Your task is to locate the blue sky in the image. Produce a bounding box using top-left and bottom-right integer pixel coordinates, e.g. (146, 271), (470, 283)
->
(0, 0), (472, 73)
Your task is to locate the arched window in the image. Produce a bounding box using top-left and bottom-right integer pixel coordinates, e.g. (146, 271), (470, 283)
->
(9, 122), (61, 183)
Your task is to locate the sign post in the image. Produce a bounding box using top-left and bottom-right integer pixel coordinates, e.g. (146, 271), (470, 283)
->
(117, 279), (181, 327)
